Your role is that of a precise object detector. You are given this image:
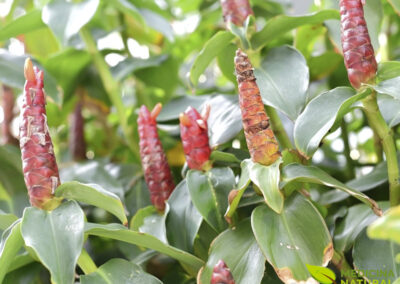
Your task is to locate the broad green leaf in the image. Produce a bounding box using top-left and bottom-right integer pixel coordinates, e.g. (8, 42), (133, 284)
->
(294, 87), (367, 157)
(353, 229), (400, 283)
(157, 95), (210, 121)
(251, 194), (332, 283)
(248, 158), (284, 213)
(371, 76), (400, 100)
(42, 0), (100, 45)
(124, 179), (152, 217)
(81, 258), (162, 284)
(108, 0), (145, 26)
(309, 51), (342, 81)
(24, 27), (60, 60)
(378, 61), (400, 81)
(8, 252), (36, 273)
(306, 264), (336, 284)
(0, 211), (18, 231)
(111, 55), (167, 81)
(368, 205), (400, 244)
(217, 43), (237, 83)
(334, 202), (389, 252)
(318, 161), (387, 205)
(378, 94), (400, 127)
(0, 53), (60, 104)
(21, 201), (84, 284)
(0, 10), (45, 41)
(251, 10), (340, 49)
(389, 0), (400, 14)
(210, 151), (241, 164)
(84, 223), (204, 276)
(0, 221), (23, 283)
(198, 219), (265, 284)
(55, 181), (128, 225)
(140, 8), (174, 42)
(254, 45), (309, 121)
(190, 31), (235, 85)
(130, 205), (168, 243)
(187, 168), (234, 232)
(282, 163), (382, 215)
(166, 180), (202, 253)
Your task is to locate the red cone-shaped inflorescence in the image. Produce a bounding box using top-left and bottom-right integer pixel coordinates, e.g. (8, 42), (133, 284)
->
(220, 0), (254, 27)
(234, 49), (280, 166)
(340, 0), (377, 89)
(138, 103), (175, 211)
(211, 260), (235, 284)
(20, 58), (61, 210)
(1, 85), (19, 146)
(70, 101), (87, 161)
(179, 106), (212, 171)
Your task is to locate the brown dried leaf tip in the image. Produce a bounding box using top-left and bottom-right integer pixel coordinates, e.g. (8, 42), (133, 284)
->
(138, 103), (175, 211)
(211, 260), (235, 284)
(234, 49), (280, 166)
(340, 0), (377, 89)
(20, 58), (61, 210)
(220, 0), (254, 27)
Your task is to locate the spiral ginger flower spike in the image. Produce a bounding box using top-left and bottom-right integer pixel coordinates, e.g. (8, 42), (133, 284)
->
(211, 260), (235, 284)
(20, 58), (61, 210)
(138, 103), (175, 211)
(340, 0), (377, 89)
(234, 49), (280, 166)
(179, 105), (212, 171)
(220, 0), (254, 27)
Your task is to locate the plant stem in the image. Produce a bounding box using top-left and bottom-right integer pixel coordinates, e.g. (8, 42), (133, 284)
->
(341, 119), (355, 180)
(80, 28), (140, 161)
(373, 130), (383, 163)
(265, 106), (293, 149)
(77, 249), (97, 274)
(332, 250), (357, 282)
(362, 90), (400, 206)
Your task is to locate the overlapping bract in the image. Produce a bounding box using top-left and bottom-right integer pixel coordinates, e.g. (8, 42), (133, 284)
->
(220, 0), (254, 27)
(138, 103), (175, 211)
(211, 260), (235, 284)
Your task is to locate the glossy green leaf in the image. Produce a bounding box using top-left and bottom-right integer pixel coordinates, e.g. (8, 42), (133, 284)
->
(42, 0), (100, 45)
(55, 181), (128, 225)
(24, 27), (60, 60)
(210, 151), (241, 164)
(80, 258), (162, 284)
(0, 211), (18, 231)
(0, 221), (23, 283)
(251, 194), (333, 283)
(368, 205), (400, 244)
(294, 87), (367, 157)
(130, 205), (168, 243)
(378, 61), (400, 81)
(309, 51), (342, 80)
(251, 10), (340, 49)
(372, 76), (400, 100)
(334, 202), (389, 252)
(124, 179), (152, 217)
(140, 8), (174, 42)
(198, 219), (265, 284)
(111, 55), (167, 81)
(187, 168), (234, 232)
(217, 43), (237, 83)
(282, 163), (382, 215)
(0, 10), (45, 41)
(21, 201), (84, 284)
(190, 31), (235, 85)
(306, 264), (336, 284)
(85, 223), (204, 276)
(157, 95), (210, 121)
(254, 45), (309, 121)
(7, 252), (36, 273)
(378, 94), (400, 127)
(166, 180), (202, 253)
(353, 229), (400, 283)
(247, 158), (284, 213)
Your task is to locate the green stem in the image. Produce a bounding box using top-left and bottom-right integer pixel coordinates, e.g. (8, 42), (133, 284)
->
(80, 28), (140, 161)
(265, 106), (293, 149)
(362, 90), (400, 206)
(341, 119), (355, 180)
(332, 251), (357, 282)
(373, 130), (384, 163)
(77, 249), (97, 274)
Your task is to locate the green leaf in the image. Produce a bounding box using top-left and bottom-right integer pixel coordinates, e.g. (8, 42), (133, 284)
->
(166, 180), (202, 253)
(368, 205), (400, 244)
(353, 229), (400, 283)
(84, 223), (204, 276)
(217, 43), (237, 83)
(198, 219), (266, 284)
(55, 181), (128, 225)
(294, 87), (367, 157)
(111, 55), (167, 81)
(377, 61), (400, 81)
(0, 211), (18, 231)
(309, 51), (342, 81)
(140, 8), (174, 42)
(371, 76), (400, 100)
(107, 0), (145, 26)
(251, 194), (333, 283)
(282, 163), (382, 215)
(157, 95), (210, 121)
(42, 0), (100, 45)
(254, 45), (309, 121)
(247, 158), (284, 213)
(389, 0), (400, 14)
(81, 258), (162, 284)
(190, 31), (235, 85)
(130, 205), (168, 243)
(0, 10), (45, 41)
(0, 221), (23, 283)
(24, 27), (60, 60)
(251, 10), (340, 49)
(378, 94), (400, 127)
(187, 168), (234, 232)
(334, 202), (389, 252)
(21, 201), (85, 284)
(306, 264), (336, 284)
